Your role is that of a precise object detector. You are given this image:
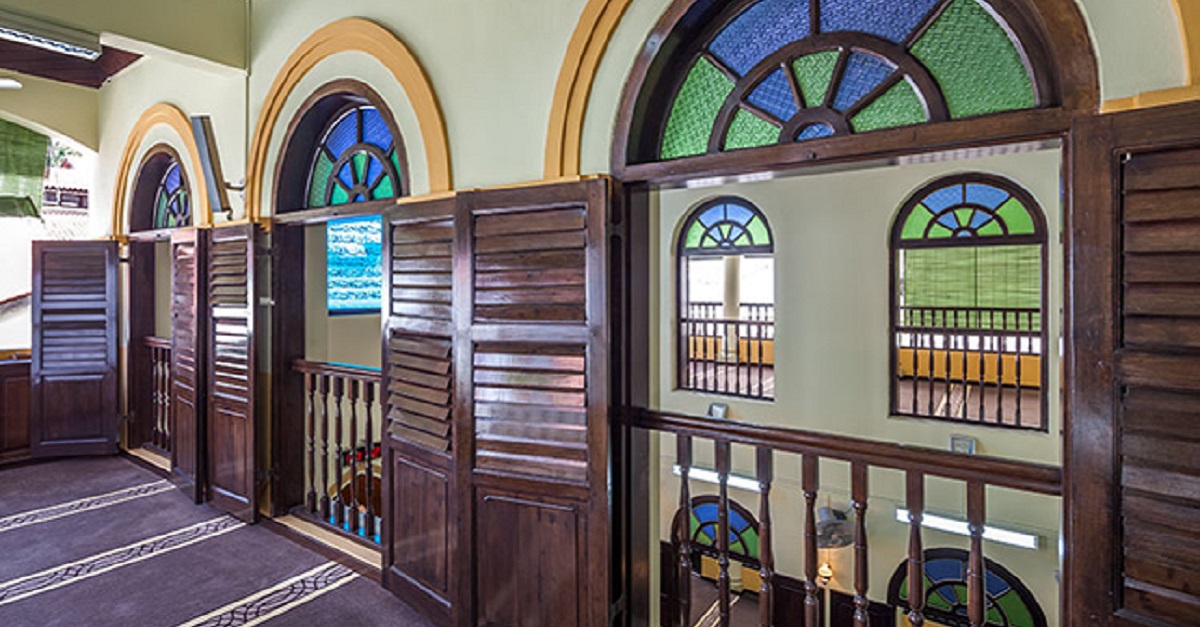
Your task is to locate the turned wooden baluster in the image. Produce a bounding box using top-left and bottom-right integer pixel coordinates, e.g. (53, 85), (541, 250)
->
(967, 482), (986, 627)
(305, 371), (317, 512)
(852, 462), (870, 627)
(757, 447), (774, 627)
(906, 471), (926, 626)
(363, 380), (377, 539)
(802, 454), (819, 627)
(332, 376), (346, 527)
(319, 374), (332, 521)
(677, 435), (693, 627)
(347, 378), (360, 535)
(716, 439), (732, 627)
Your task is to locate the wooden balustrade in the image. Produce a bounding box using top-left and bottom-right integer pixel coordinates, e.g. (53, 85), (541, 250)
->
(293, 359), (382, 543)
(143, 337), (172, 453)
(679, 317), (775, 400)
(630, 407), (1061, 627)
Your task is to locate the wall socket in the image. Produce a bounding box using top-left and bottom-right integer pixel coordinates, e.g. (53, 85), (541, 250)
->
(949, 435), (977, 455)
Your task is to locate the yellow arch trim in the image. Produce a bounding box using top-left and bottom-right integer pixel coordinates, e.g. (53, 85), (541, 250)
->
(545, 0), (633, 178)
(1104, 0), (1200, 111)
(245, 18), (451, 222)
(111, 103), (212, 236)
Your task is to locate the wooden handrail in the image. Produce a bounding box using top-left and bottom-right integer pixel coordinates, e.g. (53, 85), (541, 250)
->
(626, 407), (1061, 496)
(292, 359), (382, 384)
(143, 336), (170, 350)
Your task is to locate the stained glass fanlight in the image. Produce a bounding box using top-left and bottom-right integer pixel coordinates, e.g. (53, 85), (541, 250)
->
(682, 496), (761, 561)
(153, 160), (190, 230)
(887, 549), (1049, 627)
(680, 197), (774, 256)
(306, 105), (403, 209)
(894, 176), (1043, 246)
(660, 0), (1042, 160)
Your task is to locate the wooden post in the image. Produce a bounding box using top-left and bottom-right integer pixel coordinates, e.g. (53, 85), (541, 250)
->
(757, 447), (774, 627)
(852, 462), (869, 627)
(906, 471), (926, 626)
(967, 482), (986, 627)
(802, 454), (819, 627)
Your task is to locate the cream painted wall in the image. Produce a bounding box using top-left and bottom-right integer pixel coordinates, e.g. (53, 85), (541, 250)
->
(97, 54), (247, 236)
(0, 71), (99, 149)
(303, 224), (382, 369)
(154, 241), (170, 338)
(0, 0), (246, 69)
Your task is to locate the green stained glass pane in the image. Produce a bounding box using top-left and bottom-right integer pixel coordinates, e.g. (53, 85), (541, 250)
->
(734, 234), (750, 246)
(996, 197), (1035, 234)
(724, 109), (780, 151)
(330, 184), (350, 206)
(741, 531), (759, 559)
(902, 205), (934, 240)
(955, 207), (974, 227)
(928, 224), (952, 238)
(731, 540), (745, 554)
(353, 152), (368, 183)
(155, 191), (168, 219)
(702, 235), (719, 248)
(391, 151), (404, 187)
(685, 221), (707, 249)
(373, 174), (395, 200)
(792, 51), (839, 108)
(850, 79), (927, 133)
(661, 57), (735, 160)
(927, 589), (953, 610)
(309, 151), (336, 208)
(911, 0), (1036, 118)
(979, 220), (1004, 236)
(987, 605), (1004, 625)
(999, 591), (1036, 627)
(746, 216), (770, 245)
(720, 224), (732, 238)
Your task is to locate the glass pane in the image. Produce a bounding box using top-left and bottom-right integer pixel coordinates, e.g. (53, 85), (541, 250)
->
(724, 108), (780, 151)
(831, 51), (894, 112)
(327, 215), (383, 314)
(849, 78), (927, 132)
(687, 256), (726, 304)
(740, 255), (774, 305)
(360, 107), (393, 151)
(792, 50), (840, 108)
(819, 0), (943, 43)
(709, 0), (811, 76)
(746, 67), (798, 121)
(996, 196), (1035, 234)
(662, 57), (736, 159)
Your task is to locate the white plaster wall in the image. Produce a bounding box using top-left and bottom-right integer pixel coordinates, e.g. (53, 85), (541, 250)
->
(0, 72), (99, 150)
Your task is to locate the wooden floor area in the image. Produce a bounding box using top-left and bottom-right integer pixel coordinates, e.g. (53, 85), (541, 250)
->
(0, 456), (433, 627)
(686, 363), (775, 399)
(895, 379), (1043, 429)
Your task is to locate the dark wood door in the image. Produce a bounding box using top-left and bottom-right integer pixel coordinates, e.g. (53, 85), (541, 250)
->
(29, 241), (119, 458)
(381, 180), (612, 627)
(171, 228), (207, 502)
(1069, 102), (1200, 626)
(206, 224), (258, 522)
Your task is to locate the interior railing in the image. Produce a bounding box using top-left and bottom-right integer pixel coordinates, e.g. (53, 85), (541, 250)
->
(681, 302), (776, 400)
(293, 359), (383, 544)
(143, 336), (172, 454)
(626, 407), (1061, 627)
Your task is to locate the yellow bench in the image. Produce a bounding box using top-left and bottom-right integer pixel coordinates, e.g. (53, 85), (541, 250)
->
(897, 348), (1040, 388)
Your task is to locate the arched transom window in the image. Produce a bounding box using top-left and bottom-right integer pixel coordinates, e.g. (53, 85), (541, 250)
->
(890, 174), (1047, 429)
(153, 159), (190, 230)
(887, 548), (1048, 627)
(306, 105), (404, 209)
(656, 0), (1047, 161)
(678, 197), (775, 400)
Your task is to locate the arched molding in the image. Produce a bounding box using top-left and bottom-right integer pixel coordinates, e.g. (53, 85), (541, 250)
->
(111, 103), (211, 237)
(245, 17), (451, 223)
(545, 0), (635, 178)
(1105, 0), (1200, 111)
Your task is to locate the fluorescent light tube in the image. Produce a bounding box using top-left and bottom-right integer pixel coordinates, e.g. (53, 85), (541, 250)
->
(0, 9), (101, 61)
(672, 464), (761, 493)
(895, 508), (1039, 550)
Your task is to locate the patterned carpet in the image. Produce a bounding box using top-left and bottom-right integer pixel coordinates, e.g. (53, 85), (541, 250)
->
(0, 456), (433, 627)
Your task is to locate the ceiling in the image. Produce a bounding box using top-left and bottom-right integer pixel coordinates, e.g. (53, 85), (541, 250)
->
(0, 39), (139, 89)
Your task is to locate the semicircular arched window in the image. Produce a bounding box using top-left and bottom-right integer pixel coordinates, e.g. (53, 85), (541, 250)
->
(886, 548), (1048, 627)
(678, 197), (775, 400)
(890, 174), (1047, 429)
(673, 495), (761, 563)
(306, 105), (404, 209)
(153, 159), (190, 230)
(656, 0), (1048, 161)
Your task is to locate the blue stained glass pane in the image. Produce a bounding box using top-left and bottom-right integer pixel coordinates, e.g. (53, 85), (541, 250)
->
(985, 570), (1010, 596)
(729, 510), (750, 532)
(338, 162), (355, 188)
(725, 203), (754, 225)
(747, 68), (798, 121)
(694, 503), (719, 521)
(965, 183), (1011, 209)
(360, 107), (393, 151)
(922, 184), (965, 213)
(832, 52), (894, 111)
(366, 155), (384, 187)
(796, 123), (835, 141)
(327, 215), (383, 314)
(926, 558), (963, 583)
(165, 163), (181, 192)
(325, 111), (359, 157)
(820, 0), (943, 43)
(699, 206), (725, 227)
(969, 210), (992, 229)
(934, 583), (961, 605)
(727, 226), (747, 243)
(710, 0), (810, 76)
(937, 213), (960, 229)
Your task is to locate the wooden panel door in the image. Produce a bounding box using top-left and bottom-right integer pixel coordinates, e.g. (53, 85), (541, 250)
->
(206, 224), (258, 522)
(171, 228), (207, 502)
(382, 196), (459, 626)
(30, 241), (119, 458)
(463, 179), (610, 627)
(1069, 103), (1200, 626)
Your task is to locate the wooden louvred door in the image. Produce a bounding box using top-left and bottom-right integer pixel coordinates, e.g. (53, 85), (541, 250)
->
(30, 241), (119, 457)
(381, 180), (612, 627)
(170, 228), (207, 502)
(1069, 103), (1200, 625)
(464, 180), (610, 627)
(206, 223), (258, 522)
